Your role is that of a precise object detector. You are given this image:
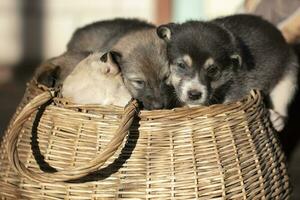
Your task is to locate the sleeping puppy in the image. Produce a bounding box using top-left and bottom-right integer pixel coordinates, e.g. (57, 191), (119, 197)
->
(36, 18), (174, 110)
(157, 14), (299, 131)
(35, 18), (153, 88)
(62, 51), (131, 106)
(110, 28), (174, 109)
(69, 20), (174, 109)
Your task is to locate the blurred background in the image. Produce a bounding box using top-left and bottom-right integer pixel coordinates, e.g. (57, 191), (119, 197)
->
(0, 0), (244, 133)
(0, 0), (299, 199)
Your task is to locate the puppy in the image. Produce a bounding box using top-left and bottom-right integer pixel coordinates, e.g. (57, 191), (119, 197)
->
(69, 19), (174, 109)
(62, 52), (131, 106)
(157, 14), (299, 131)
(110, 28), (174, 110)
(36, 18), (173, 110)
(36, 19), (153, 88)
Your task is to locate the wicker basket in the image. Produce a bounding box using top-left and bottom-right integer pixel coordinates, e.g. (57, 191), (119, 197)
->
(0, 80), (291, 199)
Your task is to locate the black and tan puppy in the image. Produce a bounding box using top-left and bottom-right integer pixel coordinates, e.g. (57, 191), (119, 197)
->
(157, 14), (298, 131)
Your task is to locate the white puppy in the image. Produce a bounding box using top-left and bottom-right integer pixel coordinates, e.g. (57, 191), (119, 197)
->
(62, 52), (132, 106)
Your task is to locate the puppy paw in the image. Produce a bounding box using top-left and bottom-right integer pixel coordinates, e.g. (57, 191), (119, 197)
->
(269, 109), (286, 132)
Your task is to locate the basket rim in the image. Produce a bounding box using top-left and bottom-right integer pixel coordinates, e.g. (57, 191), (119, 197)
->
(31, 80), (263, 118)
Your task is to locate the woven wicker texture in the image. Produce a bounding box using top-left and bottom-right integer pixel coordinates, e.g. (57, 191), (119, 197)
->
(0, 80), (290, 199)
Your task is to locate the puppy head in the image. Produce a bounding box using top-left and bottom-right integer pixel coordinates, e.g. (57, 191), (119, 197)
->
(157, 21), (242, 106)
(112, 29), (174, 110)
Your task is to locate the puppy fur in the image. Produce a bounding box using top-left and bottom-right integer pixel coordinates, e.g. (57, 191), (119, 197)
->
(69, 19), (175, 109)
(111, 28), (175, 109)
(35, 51), (89, 87)
(36, 18), (174, 110)
(35, 18), (154, 88)
(67, 18), (154, 52)
(62, 52), (131, 106)
(157, 14), (298, 131)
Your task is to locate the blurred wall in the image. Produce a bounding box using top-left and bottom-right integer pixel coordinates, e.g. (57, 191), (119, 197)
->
(43, 0), (156, 59)
(0, 0), (157, 68)
(0, 0), (22, 66)
(172, 0), (204, 22)
(172, 0), (243, 22)
(0, 0), (243, 69)
(201, 0), (243, 19)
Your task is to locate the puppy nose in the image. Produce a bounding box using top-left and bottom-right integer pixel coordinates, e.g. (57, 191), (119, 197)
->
(188, 90), (202, 101)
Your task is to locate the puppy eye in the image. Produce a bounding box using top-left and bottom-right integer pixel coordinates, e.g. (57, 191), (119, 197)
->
(176, 62), (186, 70)
(206, 65), (220, 78)
(131, 80), (145, 88)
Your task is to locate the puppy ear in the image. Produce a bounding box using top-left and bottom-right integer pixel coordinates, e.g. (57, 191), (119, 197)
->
(100, 52), (108, 62)
(110, 50), (122, 65)
(100, 52), (121, 75)
(230, 54), (242, 68)
(36, 64), (61, 87)
(157, 23), (176, 42)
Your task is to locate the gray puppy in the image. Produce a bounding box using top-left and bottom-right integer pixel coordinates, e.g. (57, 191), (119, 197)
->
(36, 18), (174, 110)
(67, 18), (154, 52)
(157, 14), (298, 131)
(110, 28), (173, 109)
(36, 18), (152, 87)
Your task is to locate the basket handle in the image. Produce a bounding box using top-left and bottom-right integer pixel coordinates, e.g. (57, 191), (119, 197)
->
(6, 90), (139, 183)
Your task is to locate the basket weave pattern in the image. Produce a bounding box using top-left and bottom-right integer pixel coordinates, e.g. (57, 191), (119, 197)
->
(0, 81), (290, 199)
